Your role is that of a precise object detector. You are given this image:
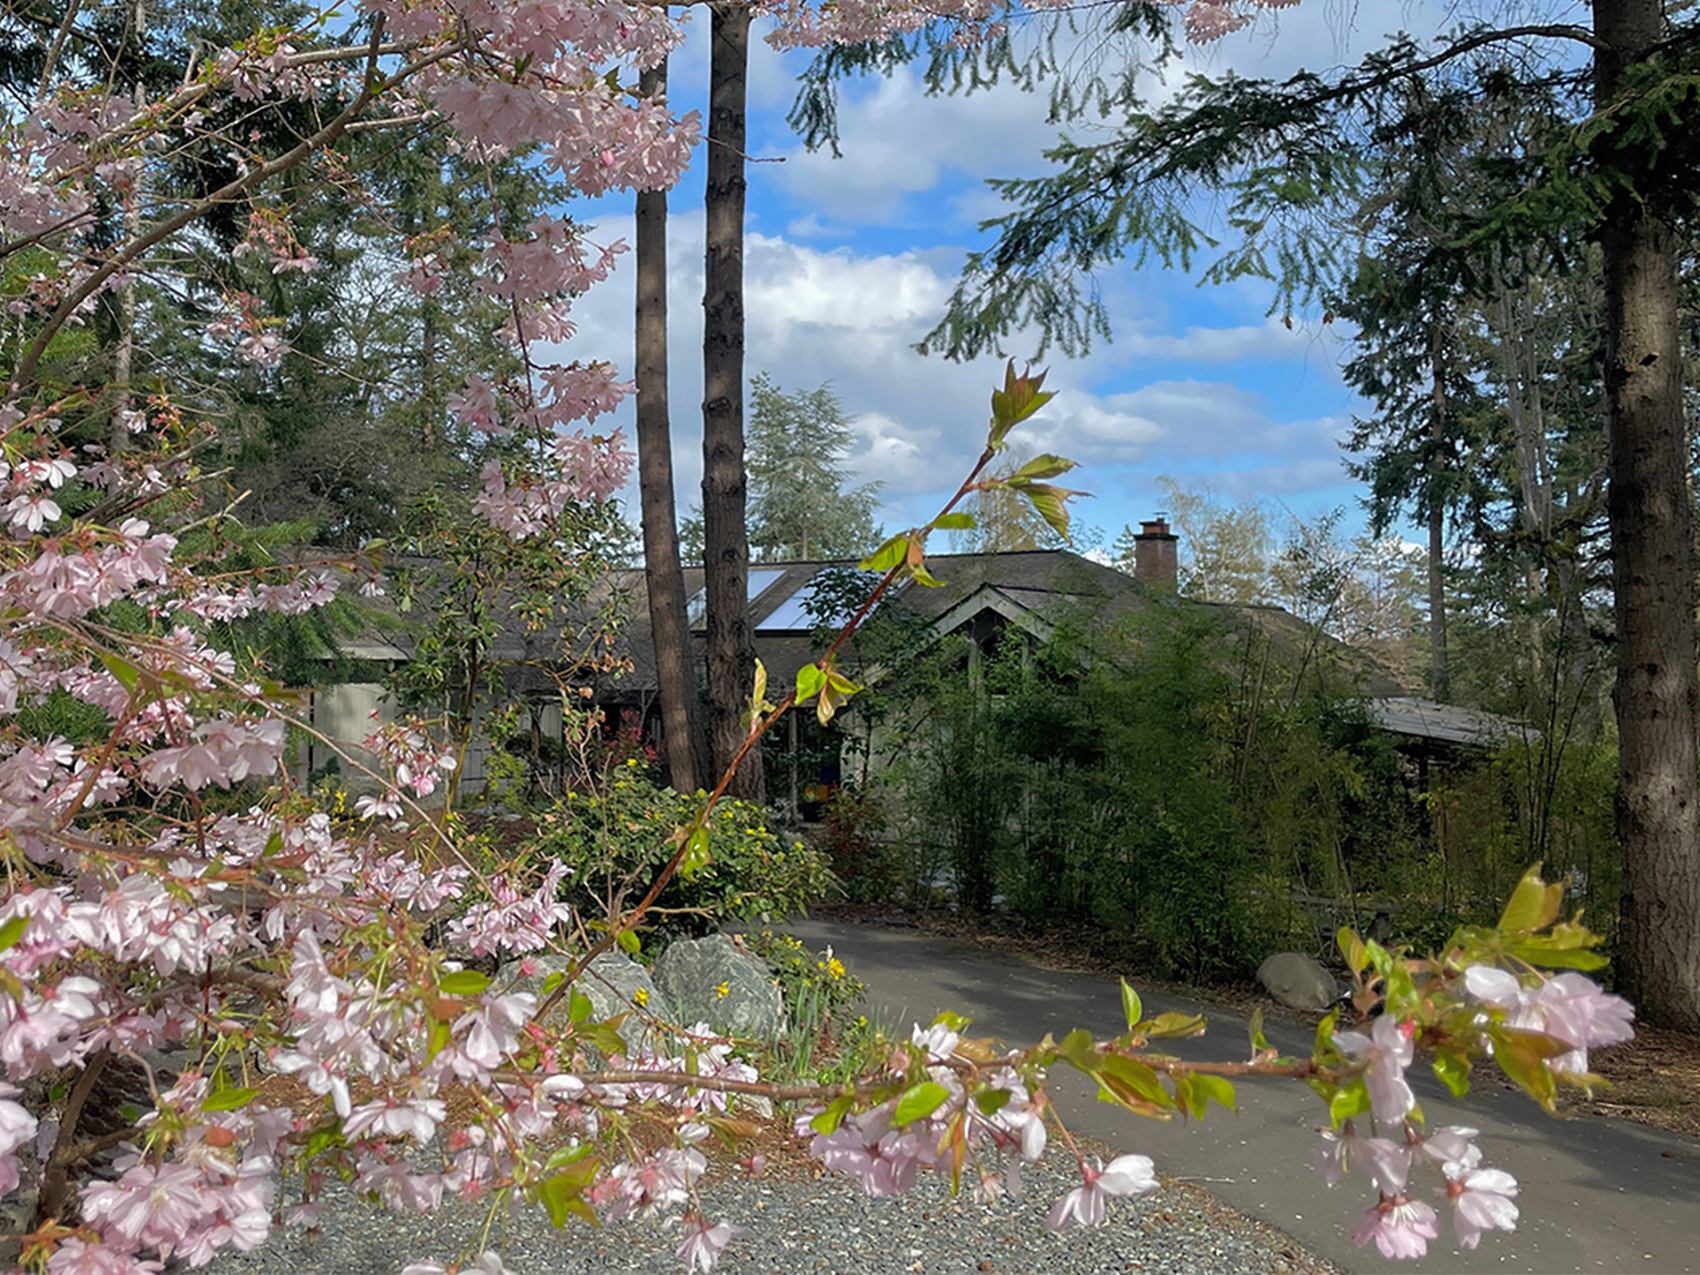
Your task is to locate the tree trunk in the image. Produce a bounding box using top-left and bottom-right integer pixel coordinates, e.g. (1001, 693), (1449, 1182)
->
(701, 1), (763, 800)
(1427, 319), (1450, 703)
(1595, 0), (1700, 1030)
(634, 56), (708, 795)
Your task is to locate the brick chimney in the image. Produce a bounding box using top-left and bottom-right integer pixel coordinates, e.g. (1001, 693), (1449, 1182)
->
(1133, 515), (1178, 589)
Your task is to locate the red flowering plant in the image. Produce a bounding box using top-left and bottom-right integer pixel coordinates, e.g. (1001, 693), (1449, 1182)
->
(0, 1), (1641, 1272)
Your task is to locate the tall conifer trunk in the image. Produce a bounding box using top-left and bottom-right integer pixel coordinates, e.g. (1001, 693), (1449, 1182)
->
(701, 1), (763, 799)
(1427, 320), (1450, 702)
(634, 57), (707, 794)
(1595, 0), (1700, 1030)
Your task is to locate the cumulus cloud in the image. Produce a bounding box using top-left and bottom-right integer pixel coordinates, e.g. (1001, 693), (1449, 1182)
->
(553, 202), (1361, 539)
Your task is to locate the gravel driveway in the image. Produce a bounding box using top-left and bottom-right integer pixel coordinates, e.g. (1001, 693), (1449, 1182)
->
(203, 1157), (1340, 1275)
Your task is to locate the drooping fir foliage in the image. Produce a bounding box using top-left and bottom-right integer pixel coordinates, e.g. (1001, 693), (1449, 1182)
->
(828, 1), (1700, 1029)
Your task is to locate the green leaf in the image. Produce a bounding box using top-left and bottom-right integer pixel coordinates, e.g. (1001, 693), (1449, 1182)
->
(859, 535), (908, 572)
(1058, 1027), (1096, 1068)
(544, 1142), (595, 1173)
(542, 971), (567, 997)
(1096, 1053), (1173, 1115)
(1141, 1011), (1206, 1040)
(810, 1094), (854, 1136)
(616, 928), (642, 956)
(1489, 1025), (1564, 1111)
(98, 651), (142, 693)
(569, 990), (594, 1024)
(439, 970), (491, 996)
(1247, 1007), (1269, 1054)
(752, 659), (768, 709)
(1432, 1049), (1472, 1098)
(988, 361), (1054, 448)
(1018, 483), (1081, 541)
(1336, 927), (1368, 974)
(0, 916), (27, 955)
(680, 827), (711, 880)
(893, 1081), (951, 1125)
(1314, 1008), (1340, 1056)
(1498, 864), (1562, 935)
(537, 1163), (599, 1228)
(795, 664), (826, 701)
(932, 512), (975, 530)
(973, 1088), (1011, 1116)
(202, 1086), (260, 1112)
(427, 1015), (453, 1062)
(1329, 1081), (1371, 1127)
(1191, 1073), (1237, 1114)
(1120, 978), (1142, 1032)
(1508, 937), (1608, 971)
(583, 1021), (629, 1055)
(1009, 453), (1078, 483)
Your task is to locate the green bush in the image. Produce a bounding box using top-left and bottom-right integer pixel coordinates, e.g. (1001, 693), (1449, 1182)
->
(525, 767), (836, 934)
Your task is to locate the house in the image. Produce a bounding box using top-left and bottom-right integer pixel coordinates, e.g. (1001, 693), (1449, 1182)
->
(602, 520), (1524, 796)
(300, 520), (1524, 801)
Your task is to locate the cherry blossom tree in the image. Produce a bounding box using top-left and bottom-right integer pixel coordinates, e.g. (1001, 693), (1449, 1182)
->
(0, 0), (1649, 1271)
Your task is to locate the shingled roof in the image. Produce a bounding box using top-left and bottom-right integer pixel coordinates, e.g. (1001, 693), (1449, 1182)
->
(596, 549), (1410, 706)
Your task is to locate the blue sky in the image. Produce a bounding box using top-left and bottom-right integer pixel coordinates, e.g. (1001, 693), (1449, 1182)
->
(564, 0), (1489, 556)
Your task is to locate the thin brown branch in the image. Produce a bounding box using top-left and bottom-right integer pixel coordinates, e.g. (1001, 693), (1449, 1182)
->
(16, 19), (471, 388)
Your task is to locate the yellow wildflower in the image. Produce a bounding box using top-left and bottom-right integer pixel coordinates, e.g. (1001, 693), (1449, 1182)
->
(828, 958), (846, 979)
(634, 986), (650, 1008)
(716, 981), (730, 999)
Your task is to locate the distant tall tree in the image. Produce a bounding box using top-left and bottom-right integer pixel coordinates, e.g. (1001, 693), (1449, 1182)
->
(700, 0), (762, 799)
(746, 374), (881, 560)
(951, 447), (1064, 553)
(1141, 477), (1273, 605)
(633, 55), (708, 794)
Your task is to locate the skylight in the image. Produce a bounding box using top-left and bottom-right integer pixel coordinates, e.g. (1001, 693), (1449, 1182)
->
(686, 568), (788, 627)
(757, 568), (884, 632)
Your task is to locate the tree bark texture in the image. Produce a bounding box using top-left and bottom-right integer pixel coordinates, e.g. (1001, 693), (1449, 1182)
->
(634, 57), (708, 795)
(1427, 320), (1450, 703)
(701, 2), (763, 801)
(1594, 0), (1700, 1030)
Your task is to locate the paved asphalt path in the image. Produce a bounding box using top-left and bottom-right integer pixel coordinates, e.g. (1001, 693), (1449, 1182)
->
(786, 917), (1700, 1275)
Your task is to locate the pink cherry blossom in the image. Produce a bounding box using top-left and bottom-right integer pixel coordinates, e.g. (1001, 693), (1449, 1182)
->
(1355, 1194), (1442, 1259)
(1442, 1162), (1519, 1248)
(1333, 1014), (1415, 1123)
(1043, 1154), (1160, 1231)
(676, 1215), (748, 1271)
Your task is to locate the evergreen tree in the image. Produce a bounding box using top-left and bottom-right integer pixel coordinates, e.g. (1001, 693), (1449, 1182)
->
(906, 10), (1700, 1030)
(746, 375), (882, 560)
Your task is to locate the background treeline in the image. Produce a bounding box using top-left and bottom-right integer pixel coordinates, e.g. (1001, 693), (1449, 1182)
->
(819, 592), (1617, 982)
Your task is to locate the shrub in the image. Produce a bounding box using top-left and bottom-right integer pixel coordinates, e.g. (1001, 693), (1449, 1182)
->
(526, 767), (836, 934)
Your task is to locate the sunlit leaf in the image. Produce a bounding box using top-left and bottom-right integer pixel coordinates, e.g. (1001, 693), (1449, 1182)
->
(894, 1081), (951, 1125)
(439, 970), (491, 996)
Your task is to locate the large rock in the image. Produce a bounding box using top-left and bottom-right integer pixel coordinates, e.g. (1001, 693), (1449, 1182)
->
(1256, 952), (1341, 1012)
(653, 934), (786, 1037)
(503, 951), (659, 1036)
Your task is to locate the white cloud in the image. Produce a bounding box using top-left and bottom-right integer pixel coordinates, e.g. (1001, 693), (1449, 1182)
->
(770, 63), (1066, 227)
(555, 203), (1363, 539)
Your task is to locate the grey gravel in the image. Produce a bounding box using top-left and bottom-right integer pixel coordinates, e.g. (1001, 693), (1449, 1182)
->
(202, 1156), (1341, 1275)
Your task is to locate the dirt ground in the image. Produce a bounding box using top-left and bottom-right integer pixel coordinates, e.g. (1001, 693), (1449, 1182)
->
(810, 903), (1700, 1142)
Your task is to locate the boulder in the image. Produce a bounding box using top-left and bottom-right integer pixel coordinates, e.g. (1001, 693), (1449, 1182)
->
(502, 951), (659, 1036)
(1256, 952), (1341, 1012)
(653, 933), (786, 1037)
